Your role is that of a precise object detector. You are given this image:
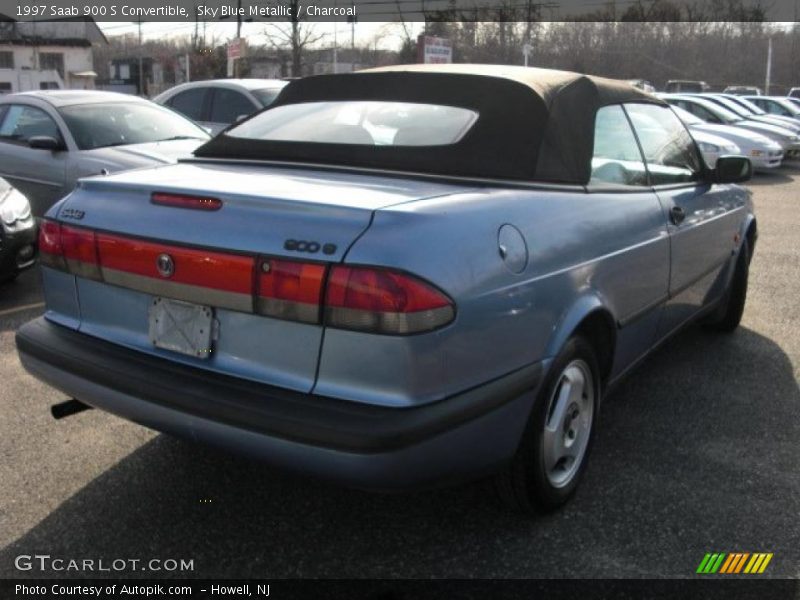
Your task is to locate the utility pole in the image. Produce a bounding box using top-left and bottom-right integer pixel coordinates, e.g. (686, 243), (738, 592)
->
(193, 3), (199, 49)
(236, 0), (242, 38)
(235, 0), (242, 77)
(333, 20), (338, 73)
(765, 37), (773, 95)
(137, 18), (144, 96)
(350, 2), (355, 56)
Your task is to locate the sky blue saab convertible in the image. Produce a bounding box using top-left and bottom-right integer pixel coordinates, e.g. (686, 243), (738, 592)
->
(16, 64), (756, 513)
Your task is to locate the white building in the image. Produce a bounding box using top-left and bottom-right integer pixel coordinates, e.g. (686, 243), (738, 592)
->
(0, 18), (107, 94)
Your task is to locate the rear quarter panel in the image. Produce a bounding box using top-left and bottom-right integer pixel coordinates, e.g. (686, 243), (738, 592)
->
(315, 186), (671, 407)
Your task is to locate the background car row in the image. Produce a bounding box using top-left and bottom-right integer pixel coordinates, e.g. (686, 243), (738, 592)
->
(661, 92), (800, 167)
(1, 75), (799, 284)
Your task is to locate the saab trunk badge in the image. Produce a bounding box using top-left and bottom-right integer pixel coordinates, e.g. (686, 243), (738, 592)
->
(156, 254), (175, 278)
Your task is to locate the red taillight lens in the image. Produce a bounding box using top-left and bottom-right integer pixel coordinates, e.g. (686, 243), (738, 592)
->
(151, 192), (222, 211)
(37, 220), (454, 334)
(60, 225), (101, 280)
(38, 219), (66, 270)
(256, 258), (326, 324)
(324, 266), (454, 334)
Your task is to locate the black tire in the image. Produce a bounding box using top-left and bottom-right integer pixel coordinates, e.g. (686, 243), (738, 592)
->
(704, 239), (749, 333)
(494, 335), (601, 514)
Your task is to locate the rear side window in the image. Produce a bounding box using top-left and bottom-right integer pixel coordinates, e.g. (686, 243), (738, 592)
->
(227, 101), (479, 146)
(675, 100), (719, 123)
(209, 88), (256, 125)
(0, 105), (61, 144)
(168, 88), (207, 121)
(626, 103), (703, 185)
(590, 105), (647, 187)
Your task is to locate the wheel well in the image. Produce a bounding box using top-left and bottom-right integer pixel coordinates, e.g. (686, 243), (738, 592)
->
(573, 311), (616, 382)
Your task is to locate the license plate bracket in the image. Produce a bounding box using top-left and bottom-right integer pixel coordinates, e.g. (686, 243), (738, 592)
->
(148, 297), (214, 359)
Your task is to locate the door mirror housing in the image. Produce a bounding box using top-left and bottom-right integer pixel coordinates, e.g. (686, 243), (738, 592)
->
(28, 136), (64, 151)
(713, 155), (752, 184)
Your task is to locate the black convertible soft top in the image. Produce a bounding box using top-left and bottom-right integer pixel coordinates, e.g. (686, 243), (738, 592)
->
(193, 64), (665, 185)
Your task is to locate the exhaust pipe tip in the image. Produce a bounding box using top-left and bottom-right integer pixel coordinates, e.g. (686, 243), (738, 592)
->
(51, 399), (93, 420)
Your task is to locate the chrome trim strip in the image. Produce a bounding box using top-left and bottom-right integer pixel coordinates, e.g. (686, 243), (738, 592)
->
(101, 268), (254, 313)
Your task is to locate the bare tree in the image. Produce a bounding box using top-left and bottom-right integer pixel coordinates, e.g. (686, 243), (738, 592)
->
(263, 0), (326, 76)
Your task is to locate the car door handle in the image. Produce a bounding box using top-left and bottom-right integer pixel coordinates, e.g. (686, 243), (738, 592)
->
(670, 206), (686, 225)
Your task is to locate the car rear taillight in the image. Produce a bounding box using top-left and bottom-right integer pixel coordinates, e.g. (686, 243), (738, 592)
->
(38, 220), (101, 280)
(96, 233), (255, 312)
(61, 225), (101, 280)
(256, 258), (326, 324)
(38, 221), (455, 335)
(38, 220), (66, 270)
(324, 266), (455, 334)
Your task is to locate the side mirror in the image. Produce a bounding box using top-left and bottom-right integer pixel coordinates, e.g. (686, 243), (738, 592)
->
(713, 155), (752, 184)
(28, 136), (64, 151)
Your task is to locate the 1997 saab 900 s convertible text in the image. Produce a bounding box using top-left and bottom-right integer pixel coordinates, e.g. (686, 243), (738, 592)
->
(16, 65), (756, 512)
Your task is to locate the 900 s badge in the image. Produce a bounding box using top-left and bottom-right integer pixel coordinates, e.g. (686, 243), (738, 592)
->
(284, 239), (337, 255)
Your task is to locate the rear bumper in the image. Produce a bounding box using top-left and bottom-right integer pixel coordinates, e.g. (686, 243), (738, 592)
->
(16, 317), (543, 490)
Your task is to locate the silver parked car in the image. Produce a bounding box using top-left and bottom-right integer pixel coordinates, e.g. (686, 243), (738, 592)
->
(670, 105), (783, 171)
(17, 65), (756, 513)
(154, 79), (288, 135)
(662, 93), (800, 157)
(700, 93), (800, 133)
(744, 95), (800, 121)
(0, 177), (37, 282)
(689, 128), (742, 168)
(0, 91), (210, 217)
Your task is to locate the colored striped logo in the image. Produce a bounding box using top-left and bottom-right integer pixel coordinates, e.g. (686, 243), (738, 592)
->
(697, 552), (773, 574)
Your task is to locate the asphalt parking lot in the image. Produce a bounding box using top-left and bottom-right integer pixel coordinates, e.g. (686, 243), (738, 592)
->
(1, 168), (798, 580)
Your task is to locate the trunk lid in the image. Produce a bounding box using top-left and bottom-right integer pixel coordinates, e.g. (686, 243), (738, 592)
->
(51, 161), (470, 393)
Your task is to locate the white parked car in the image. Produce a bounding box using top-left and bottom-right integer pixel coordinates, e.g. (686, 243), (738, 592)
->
(154, 79), (288, 135)
(690, 129), (741, 169)
(670, 105), (783, 171)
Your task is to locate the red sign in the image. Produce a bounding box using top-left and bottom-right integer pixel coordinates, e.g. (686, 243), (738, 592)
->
(227, 38), (244, 60)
